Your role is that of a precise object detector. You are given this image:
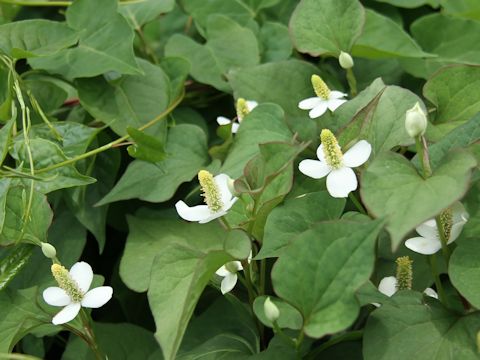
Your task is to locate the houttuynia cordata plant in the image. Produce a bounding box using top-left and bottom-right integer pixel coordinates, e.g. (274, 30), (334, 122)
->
(1, 0), (480, 359)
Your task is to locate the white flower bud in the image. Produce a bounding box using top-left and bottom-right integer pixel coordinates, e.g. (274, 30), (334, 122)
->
(41, 242), (57, 259)
(339, 51), (354, 69)
(405, 102), (427, 138)
(264, 297), (280, 323)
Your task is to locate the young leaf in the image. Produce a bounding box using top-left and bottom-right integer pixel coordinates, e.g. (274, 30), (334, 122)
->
(127, 127), (166, 163)
(0, 244), (33, 291)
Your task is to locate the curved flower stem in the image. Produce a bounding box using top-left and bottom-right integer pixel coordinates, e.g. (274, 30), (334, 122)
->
(272, 321), (296, 347)
(241, 262), (257, 305)
(346, 68), (357, 97)
(428, 254), (447, 305)
(348, 192), (367, 215)
(415, 136), (432, 178)
(80, 309), (105, 360)
(33, 90), (184, 174)
(259, 258), (266, 296)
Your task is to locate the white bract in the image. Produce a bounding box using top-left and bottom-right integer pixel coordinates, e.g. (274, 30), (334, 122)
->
(405, 102), (427, 138)
(43, 262), (113, 325)
(298, 129), (371, 198)
(298, 75), (347, 118)
(215, 252), (252, 295)
(175, 171), (237, 223)
(216, 98), (257, 133)
(264, 297), (280, 322)
(339, 51), (354, 69)
(405, 203), (468, 255)
(376, 276), (438, 306)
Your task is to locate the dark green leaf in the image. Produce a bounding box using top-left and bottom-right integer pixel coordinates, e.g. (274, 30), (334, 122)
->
(272, 219), (384, 338)
(29, 0), (140, 78)
(0, 20), (78, 59)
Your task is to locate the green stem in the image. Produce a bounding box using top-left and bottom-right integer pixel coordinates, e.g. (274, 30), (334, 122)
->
(259, 259), (266, 296)
(136, 27), (158, 64)
(435, 216), (452, 264)
(348, 192), (367, 215)
(0, 0), (146, 6)
(272, 321), (296, 348)
(241, 261), (257, 305)
(306, 331), (363, 359)
(428, 254), (447, 305)
(346, 68), (357, 97)
(80, 310), (105, 360)
(34, 90), (184, 174)
(415, 135), (432, 178)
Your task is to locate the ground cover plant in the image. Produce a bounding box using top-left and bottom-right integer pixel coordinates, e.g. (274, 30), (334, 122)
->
(1, 0), (480, 358)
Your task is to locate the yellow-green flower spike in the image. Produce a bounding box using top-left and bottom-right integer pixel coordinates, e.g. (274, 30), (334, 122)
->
(51, 264), (84, 302)
(236, 98), (250, 121)
(320, 129), (343, 169)
(395, 256), (413, 291)
(311, 75), (330, 100)
(439, 208), (453, 241)
(198, 170), (223, 213)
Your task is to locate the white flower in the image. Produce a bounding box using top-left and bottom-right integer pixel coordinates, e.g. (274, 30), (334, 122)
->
(215, 261), (243, 294)
(215, 252), (252, 295)
(216, 98), (257, 133)
(298, 75), (347, 118)
(298, 129), (371, 198)
(43, 262), (113, 325)
(175, 171), (237, 223)
(405, 203), (468, 255)
(376, 276), (438, 306)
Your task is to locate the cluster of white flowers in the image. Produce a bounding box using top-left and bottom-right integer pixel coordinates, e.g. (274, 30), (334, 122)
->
(172, 76), (468, 301)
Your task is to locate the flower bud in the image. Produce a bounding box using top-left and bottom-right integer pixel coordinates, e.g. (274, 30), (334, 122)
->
(339, 51), (354, 69)
(41, 242), (57, 259)
(264, 297), (280, 323)
(405, 102), (427, 138)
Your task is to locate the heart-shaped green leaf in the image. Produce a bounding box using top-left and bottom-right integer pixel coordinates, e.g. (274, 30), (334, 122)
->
(361, 150), (476, 250)
(272, 219), (384, 338)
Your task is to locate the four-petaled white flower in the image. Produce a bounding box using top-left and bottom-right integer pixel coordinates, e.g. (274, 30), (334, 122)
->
(217, 98), (258, 133)
(375, 276), (438, 307)
(298, 75), (347, 118)
(215, 252), (252, 294)
(298, 129), (371, 198)
(176, 171), (237, 223)
(405, 203), (468, 255)
(43, 262), (113, 325)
